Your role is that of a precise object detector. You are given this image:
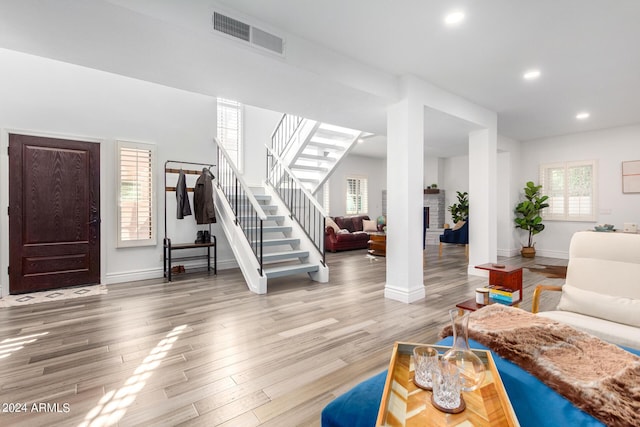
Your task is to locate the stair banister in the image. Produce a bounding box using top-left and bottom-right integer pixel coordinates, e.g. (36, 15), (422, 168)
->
(266, 144), (327, 266)
(266, 145), (327, 217)
(216, 142), (268, 220)
(271, 113), (304, 158)
(216, 139), (267, 275)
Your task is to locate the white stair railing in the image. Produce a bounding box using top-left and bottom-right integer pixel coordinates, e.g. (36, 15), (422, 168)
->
(216, 140), (268, 275)
(271, 113), (304, 158)
(266, 145), (326, 266)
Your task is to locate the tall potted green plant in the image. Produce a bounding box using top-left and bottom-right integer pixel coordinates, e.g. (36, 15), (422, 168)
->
(514, 181), (549, 257)
(448, 191), (469, 223)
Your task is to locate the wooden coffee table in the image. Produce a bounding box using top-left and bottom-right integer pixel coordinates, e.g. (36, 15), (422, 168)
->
(368, 232), (386, 256)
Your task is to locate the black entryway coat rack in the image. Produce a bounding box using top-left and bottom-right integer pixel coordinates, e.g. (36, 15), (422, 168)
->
(163, 160), (217, 281)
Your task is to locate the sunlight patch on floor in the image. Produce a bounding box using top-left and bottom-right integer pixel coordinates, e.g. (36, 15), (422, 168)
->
(79, 324), (187, 427)
(0, 332), (49, 360)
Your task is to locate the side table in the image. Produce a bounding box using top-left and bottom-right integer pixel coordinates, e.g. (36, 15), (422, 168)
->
(368, 232), (386, 256)
(455, 297), (520, 315)
(456, 263), (523, 314)
(475, 263), (523, 303)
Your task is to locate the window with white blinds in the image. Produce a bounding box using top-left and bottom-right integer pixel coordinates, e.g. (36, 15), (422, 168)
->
(346, 177), (368, 215)
(539, 160), (597, 222)
(117, 141), (156, 247)
(217, 97), (243, 171)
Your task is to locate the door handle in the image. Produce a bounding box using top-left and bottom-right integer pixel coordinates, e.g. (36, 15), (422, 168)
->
(88, 219), (101, 225)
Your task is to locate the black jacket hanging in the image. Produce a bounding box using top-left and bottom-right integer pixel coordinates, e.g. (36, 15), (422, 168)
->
(194, 168), (216, 224)
(176, 169), (192, 219)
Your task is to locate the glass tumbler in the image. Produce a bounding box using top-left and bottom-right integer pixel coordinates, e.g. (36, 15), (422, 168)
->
(412, 346), (439, 390)
(431, 360), (463, 412)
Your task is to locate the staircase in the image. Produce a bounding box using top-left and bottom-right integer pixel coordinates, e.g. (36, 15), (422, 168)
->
(272, 114), (362, 194)
(212, 113), (362, 294)
(215, 142), (328, 294)
(242, 188), (321, 280)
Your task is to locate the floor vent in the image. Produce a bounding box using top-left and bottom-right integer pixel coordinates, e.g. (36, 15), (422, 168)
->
(213, 12), (284, 56)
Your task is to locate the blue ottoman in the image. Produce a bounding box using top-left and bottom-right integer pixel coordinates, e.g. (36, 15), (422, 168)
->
(321, 370), (387, 427)
(320, 338), (640, 427)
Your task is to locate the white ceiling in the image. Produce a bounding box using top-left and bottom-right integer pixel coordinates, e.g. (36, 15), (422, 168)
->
(357, 108), (482, 159)
(2, 1), (639, 159)
(211, 0), (640, 157)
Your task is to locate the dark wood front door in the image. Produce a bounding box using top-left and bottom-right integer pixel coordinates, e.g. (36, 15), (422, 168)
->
(9, 134), (100, 294)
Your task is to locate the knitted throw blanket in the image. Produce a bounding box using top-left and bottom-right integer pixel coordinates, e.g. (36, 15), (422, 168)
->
(439, 304), (640, 427)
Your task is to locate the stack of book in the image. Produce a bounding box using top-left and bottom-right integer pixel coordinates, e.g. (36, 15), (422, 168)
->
(487, 285), (520, 304)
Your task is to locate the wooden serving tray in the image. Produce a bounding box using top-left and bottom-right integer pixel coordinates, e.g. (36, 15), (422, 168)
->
(376, 342), (519, 427)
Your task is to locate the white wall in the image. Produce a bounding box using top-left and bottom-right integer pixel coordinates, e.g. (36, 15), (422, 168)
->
(242, 105), (282, 186)
(520, 124), (640, 258)
(328, 155), (386, 220)
(442, 155), (469, 226)
(0, 49), (235, 294)
(423, 156), (444, 189)
(497, 135), (523, 256)
(496, 152), (512, 254)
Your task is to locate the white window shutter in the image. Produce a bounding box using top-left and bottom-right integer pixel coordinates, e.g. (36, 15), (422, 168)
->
(117, 141), (156, 247)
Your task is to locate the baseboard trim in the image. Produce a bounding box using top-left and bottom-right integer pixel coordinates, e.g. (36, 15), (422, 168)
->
(496, 248), (568, 259)
(384, 283), (426, 303)
(105, 267), (162, 284)
(104, 258), (239, 284)
(533, 249), (569, 259)
(498, 248), (520, 257)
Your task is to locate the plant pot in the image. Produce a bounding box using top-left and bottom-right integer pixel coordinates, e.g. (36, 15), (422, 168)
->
(521, 246), (536, 258)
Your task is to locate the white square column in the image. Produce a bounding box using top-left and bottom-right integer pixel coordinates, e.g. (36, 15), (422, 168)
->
(468, 128), (498, 274)
(384, 97), (426, 303)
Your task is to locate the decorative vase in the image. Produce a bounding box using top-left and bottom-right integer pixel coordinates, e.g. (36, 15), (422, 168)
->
(521, 246), (536, 258)
(442, 309), (486, 392)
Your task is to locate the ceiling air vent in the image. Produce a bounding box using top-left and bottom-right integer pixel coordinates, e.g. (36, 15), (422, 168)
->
(251, 27), (284, 55)
(213, 12), (284, 56)
(213, 12), (250, 42)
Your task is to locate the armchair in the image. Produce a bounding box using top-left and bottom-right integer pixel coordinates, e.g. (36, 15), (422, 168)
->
(531, 230), (640, 349)
(439, 220), (468, 257)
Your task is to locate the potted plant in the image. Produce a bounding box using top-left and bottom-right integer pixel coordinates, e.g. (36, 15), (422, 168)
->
(514, 181), (549, 257)
(448, 191), (469, 223)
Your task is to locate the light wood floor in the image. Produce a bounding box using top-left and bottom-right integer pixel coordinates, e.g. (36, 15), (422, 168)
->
(0, 246), (566, 426)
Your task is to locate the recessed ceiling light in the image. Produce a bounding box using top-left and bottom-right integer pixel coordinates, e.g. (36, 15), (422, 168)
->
(357, 138), (364, 144)
(444, 11), (465, 25)
(523, 70), (541, 80)
(576, 112), (590, 120)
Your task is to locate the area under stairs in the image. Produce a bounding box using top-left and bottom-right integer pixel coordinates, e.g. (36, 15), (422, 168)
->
(277, 118), (363, 194)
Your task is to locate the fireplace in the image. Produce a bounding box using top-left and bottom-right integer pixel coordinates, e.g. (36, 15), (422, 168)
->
(423, 207), (429, 248)
(424, 191), (445, 246)
(423, 191), (445, 228)
(424, 207), (429, 229)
